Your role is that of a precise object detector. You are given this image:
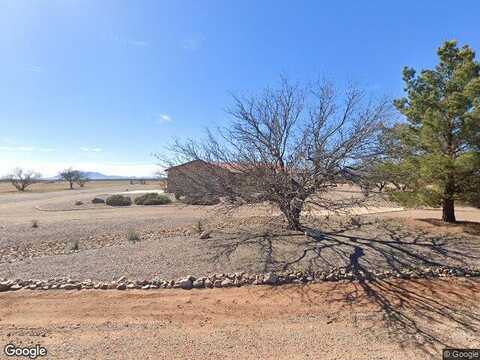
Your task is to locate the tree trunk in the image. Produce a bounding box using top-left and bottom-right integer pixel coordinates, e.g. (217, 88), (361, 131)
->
(69, 181), (74, 190)
(442, 197), (456, 223)
(442, 173), (456, 223)
(442, 127), (457, 223)
(280, 203), (303, 231)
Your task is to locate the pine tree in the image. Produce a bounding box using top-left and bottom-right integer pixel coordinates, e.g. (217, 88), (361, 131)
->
(394, 40), (480, 222)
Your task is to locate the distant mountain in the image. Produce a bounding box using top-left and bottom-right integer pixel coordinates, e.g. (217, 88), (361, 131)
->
(44, 171), (155, 180)
(79, 171), (128, 180)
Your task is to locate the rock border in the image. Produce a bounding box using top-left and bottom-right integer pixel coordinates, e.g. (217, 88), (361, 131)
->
(1, 266), (479, 292)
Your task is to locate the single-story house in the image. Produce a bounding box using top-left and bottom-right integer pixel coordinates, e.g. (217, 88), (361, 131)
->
(165, 160), (238, 203)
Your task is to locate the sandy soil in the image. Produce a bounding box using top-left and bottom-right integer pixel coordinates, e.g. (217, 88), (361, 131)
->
(0, 278), (478, 359)
(0, 180), (165, 194)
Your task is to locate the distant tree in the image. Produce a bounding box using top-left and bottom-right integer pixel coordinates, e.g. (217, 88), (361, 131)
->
(59, 168), (81, 190)
(164, 79), (391, 230)
(4, 168), (41, 192)
(76, 172), (90, 187)
(393, 40), (480, 222)
(362, 124), (421, 192)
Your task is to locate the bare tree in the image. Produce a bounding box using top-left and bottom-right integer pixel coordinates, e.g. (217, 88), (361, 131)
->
(4, 168), (41, 192)
(162, 79), (391, 230)
(76, 172), (90, 187)
(59, 168), (81, 190)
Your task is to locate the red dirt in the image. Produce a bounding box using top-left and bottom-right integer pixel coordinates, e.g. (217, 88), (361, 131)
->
(1, 278), (479, 359)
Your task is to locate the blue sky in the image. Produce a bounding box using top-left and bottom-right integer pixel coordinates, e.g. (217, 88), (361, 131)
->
(1, 0), (479, 177)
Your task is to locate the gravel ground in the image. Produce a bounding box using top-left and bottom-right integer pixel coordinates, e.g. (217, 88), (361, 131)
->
(1, 185), (479, 281)
(1, 278), (479, 359)
(1, 214), (479, 281)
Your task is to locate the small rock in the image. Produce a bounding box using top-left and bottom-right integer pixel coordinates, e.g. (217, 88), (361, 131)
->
(177, 278), (193, 290)
(220, 279), (234, 287)
(199, 231), (211, 239)
(192, 279), (204, 288)
(60, 283), (80, 290)
(0, 281), (11, 292)
(263, 273), (278, 285)
(92, 197), (105, 204)
(74, 200), (83, 206)
(116, 284), (127, 290)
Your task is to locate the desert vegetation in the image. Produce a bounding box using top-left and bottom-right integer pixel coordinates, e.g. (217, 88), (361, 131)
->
(134, 192), (171, 205)
(163, 40), (479, 228)
(58, 168), (89, 190)
(163, 79), (391, 230)
(367, 41), (480, 223)
(4, 168), (41, 192)
(105, 194), (132, 206)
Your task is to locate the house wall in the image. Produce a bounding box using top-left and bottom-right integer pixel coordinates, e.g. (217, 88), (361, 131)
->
(166, 161), (235, 201)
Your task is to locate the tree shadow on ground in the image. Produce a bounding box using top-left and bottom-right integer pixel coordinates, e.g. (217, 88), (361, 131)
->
(206, 218), (480, 357)
(418, 218), (480, 236)
(265, 276), (480, 358)
(206, 218), (480, 275)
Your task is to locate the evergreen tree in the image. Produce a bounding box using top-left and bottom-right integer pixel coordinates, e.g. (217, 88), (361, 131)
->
(394, 40), (480, 222)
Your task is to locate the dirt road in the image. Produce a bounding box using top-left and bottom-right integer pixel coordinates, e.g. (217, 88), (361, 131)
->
(1, 278), (479, 359)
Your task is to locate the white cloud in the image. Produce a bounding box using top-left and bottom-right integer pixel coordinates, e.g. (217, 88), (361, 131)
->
(157, 114), (173, 124)
(1, 137), (16, 144)
(0, 146), (35, 152)
(80, 147), (103, 152)
(0, 139), (53, 152)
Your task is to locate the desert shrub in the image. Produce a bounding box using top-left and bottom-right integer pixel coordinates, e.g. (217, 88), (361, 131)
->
(105, 194), (132, 206)
(134, 193), (171, 205)
(127, 229), (141, 243)
(31, 220), (39, 228)
(67, 239), (79, 251)
(193, 220), (203, 234)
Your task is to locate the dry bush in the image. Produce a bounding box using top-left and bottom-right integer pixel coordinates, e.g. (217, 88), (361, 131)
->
(5, 168), (41, 192)
(134, 193), (171, 205)
(162, 78), (391, 230)
(106, 195), (132, 206)
(127, 229), (141, 243)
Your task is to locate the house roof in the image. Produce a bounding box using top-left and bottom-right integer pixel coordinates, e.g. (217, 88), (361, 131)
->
(164, 159), (207, 172)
